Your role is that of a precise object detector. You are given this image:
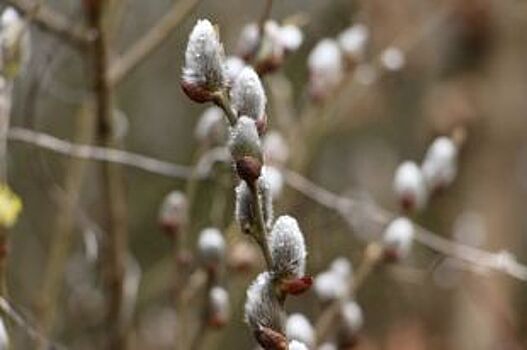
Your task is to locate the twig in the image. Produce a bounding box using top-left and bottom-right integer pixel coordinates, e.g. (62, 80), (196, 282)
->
(252, 0), (273, 57)
(36, 105), (95, 340)
(87, 3), (129, 349)
(4, 0), (91, 49)
(281, 169), (527, 282)
(9, 128), (526, 282)
(0, 297), (68, 350)
(108, 0), (202, 86)
(7, 127), (193, 179)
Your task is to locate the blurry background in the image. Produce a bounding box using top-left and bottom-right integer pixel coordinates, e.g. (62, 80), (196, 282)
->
(3, 0), (527, 349)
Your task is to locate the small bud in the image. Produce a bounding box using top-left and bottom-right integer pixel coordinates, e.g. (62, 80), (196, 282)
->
(112, 109), (129, 142)
(279, 276), (312, 296)
(286, 313), (316, 348)
(194, 106), (226, 145)
(421, 136), (458, 192)
(228, 116), (263, 183)
(236, 23), (260, 60)
(0, 317), (8, 350)
(197, 228), (226, 269)
(1, 7), (31, 78)
(382, 217), (415, 261)
(263, 131), (290, 166)
(269, 215), (307, 280)
(182, 19), (226, 103)
(231, 67), (267, 128)
(245, 272), (285, 334)
(279, 25), (303, 52)
(225, 55), (246, 85)
(393, 161), (428, 212)
(337, 24), (369, 63)
(318, 342), (337, 350)
(314, 270), (348, 302)
(330, 257), (353, 282)
(208, 286), (230, 327)
(308, 39), (344, 101)
(380, 46), (405, 71)
(262, 166), (284, 199)
(288, 340), (309, 350)
(338, 300), (363, 347)
(158, 191), (188, 236)
(255, 326), (288, 350)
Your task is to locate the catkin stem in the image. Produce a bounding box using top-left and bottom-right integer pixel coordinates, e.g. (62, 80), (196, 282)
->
(249, 181), (273, 269)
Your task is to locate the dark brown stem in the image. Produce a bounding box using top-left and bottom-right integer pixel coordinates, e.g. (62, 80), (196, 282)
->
(87, 2), (129, 349)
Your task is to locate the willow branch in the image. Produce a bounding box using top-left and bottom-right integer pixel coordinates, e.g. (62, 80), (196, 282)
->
(7, 127), (193, 179)
(282, 169), (527, 282)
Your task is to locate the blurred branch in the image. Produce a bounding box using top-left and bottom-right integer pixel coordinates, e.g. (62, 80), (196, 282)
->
(281, 169), (527, 282)
(4, 0), (91, 49)
(0, 297), (67, 350)
(10, 128), (526, 282)
(8, 127), (193, 178)
(108, 0), (202, 85)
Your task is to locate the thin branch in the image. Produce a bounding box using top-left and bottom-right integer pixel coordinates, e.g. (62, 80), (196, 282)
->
(7, 127), (193, 179)
(281, 168), (527, 282)
(108, 0), (202, 86)
(0, 297), (68, 350)
(9, 127), (525, 282)
(4, 0), (91, 49)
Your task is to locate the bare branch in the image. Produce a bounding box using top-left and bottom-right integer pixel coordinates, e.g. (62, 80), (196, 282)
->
(0, 297), (68, 350)
(7, 127), (193, 178)
(108, 0), (202, 86)
(4, 0), (91, 49)
(281, 168), (527, 282)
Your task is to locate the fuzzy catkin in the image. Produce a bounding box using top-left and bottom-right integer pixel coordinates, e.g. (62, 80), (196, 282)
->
(269, 215), (307, 279)
(244, 272), (285, 332)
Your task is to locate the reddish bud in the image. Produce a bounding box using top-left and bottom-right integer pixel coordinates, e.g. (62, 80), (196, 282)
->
(255, 326), (288, 350)
(236, 157), (262, 184)
(280, 276), (313, 295)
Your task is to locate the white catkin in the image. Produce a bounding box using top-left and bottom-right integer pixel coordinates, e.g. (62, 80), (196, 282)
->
(382, 217), (415, 259)
(289, 340), (309, 350)
(197, 228), (226, 268)
(279, 25), (303, 51)
(263, 131), (290, 166)
(421, 136), (458, 190)
(158, 190), (188, 228)
(393, 161), (428, 211)
(339, 300), (364, 336)
(337, 24), (369, 59)
(314, 270), (349, 302)
(308, 39), (344, 98)
(182, 19), (226, 90)
(209, 286), (230, 323)
(380, 46), (406, 71)
(262, 165), (284, 199)
(244, 272), (285, 332)
(194, 106), (226, 144)
(224, 55), (246, 86)
(231, 66), (267, 122)
(286, 313), (316, 348)
(1, 7), (31, 78)
(330, 257), (353, 282)
(228, 116), (262, 162)
(269, 215), (307, 279)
